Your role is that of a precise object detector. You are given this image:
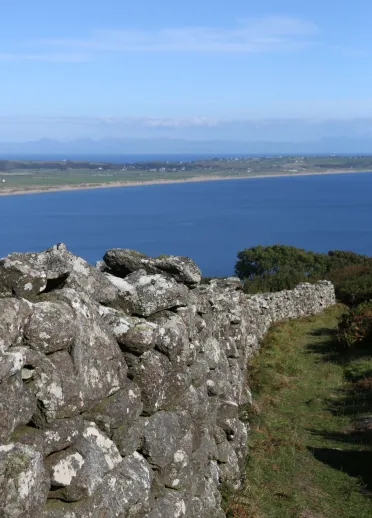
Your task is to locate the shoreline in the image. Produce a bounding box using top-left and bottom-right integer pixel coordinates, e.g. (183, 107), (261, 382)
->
(0, 168), (371, 197)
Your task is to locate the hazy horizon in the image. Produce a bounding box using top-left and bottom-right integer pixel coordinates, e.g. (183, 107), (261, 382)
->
(2, 1), (372, 144)
(2, 118), (372, 148)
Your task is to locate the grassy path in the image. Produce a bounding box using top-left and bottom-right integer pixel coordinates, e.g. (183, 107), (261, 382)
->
(225, 305), (372, 518)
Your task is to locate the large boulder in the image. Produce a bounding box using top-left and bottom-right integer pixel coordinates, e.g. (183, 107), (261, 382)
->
(0, 243), (124, 308)
(43, 452), (153, 518)
(103, 249), (152, 277)
(152, 255), (202, 286)
(103, 248), (202, 286)
(46, 289), (128, 410)
(124, 270), (189, 317)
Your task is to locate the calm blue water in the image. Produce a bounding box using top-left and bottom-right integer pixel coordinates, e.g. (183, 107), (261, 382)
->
(1, 173), (372, 277)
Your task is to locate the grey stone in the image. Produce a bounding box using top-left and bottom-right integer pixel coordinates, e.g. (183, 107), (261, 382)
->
(150, 311), (193, 366)
(99, 305), (139, 337)
(105, 273), (140, 314)
(0, 298), (32, 351)
(153, 255), (202, 286)
(24, 349), (83, 426)
(0, 347), (27, 381)
(0, 372), (36, 442)
(141, 411), (182, 468)
(125, 270), (189, 317)
(99, 305), (158, 355)
(129, 349), (170, 414)
(44, 243), (122, 307)
(0, 443), (50, 518)
(0, 243), (126, 308)
(103, 248), (151, 277)
(23, 301), (76, 354)
(120, 320), (158, 355)
(146, 491), (189, 518)
(83, 380), (143, 435)
(44, 416), (84, 454)
(47, 421), (122, 502)
(0, 252), (48, 298)
(10, 425), (46, 454)
(43, 452), (152, 518)
(12, 416), (85, 456)
(47, 288), (128, 409)
(112, 416), (148, 457)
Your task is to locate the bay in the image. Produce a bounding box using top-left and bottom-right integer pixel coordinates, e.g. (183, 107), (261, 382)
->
(1, 172), (372, 277)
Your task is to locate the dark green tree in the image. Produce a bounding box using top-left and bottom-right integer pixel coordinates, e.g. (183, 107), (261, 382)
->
(235, 245), (329, 281)
(327, 250), (371, 270)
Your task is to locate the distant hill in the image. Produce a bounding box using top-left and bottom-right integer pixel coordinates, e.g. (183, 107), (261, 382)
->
(0, 136), (372, 156)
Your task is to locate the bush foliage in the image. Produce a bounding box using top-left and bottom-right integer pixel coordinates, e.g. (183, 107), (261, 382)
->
(325, 264), (372, 305)
(337, 302), (372, 349)
(235, 244), (372, 303)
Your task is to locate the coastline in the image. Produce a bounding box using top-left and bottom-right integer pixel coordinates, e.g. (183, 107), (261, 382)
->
(0, 168), (371, 197)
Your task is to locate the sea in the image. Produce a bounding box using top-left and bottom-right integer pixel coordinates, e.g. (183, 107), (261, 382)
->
(1, 158), (372, 277)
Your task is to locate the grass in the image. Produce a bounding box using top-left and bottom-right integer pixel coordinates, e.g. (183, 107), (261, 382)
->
(225, 304), (372, 518)
(0, 168), (232, 190)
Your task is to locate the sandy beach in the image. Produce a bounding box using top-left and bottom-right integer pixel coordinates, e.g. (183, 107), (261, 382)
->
(0, 169), (370, 197)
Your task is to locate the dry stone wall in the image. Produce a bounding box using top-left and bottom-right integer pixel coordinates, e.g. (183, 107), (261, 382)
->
(0, 244), (336, 518)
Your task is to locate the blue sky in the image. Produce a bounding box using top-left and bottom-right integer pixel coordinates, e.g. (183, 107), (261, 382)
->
(1, 0), (372, 140)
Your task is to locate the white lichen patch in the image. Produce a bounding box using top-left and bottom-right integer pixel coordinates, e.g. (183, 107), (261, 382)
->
(173, 450), (187, 466)
(72, 257), (90, 276)
(174, 500), (187, 517)
(113, 321), (131, 336)
(52, 452), (84, 486)
(105, 274), (136, 296)
(48, 382), (64, 402)
(0, 443), (15, 453)
(45, 430), (61, 442)
(83, 423), (122, 470)
(18, 467), (35, 499)
(83, 365), (101, 389)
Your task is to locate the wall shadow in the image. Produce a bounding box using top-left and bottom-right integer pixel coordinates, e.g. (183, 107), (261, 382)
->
(308, 446), (372, 492)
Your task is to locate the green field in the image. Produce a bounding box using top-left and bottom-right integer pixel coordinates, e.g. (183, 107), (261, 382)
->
(1, 156), (372, 193)
(225, 305), (372, 518)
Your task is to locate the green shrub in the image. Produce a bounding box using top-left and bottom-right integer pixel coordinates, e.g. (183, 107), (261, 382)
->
(236, 245), (329, 294)
(328, 250), (371, 269)
(337, 302), (372, 348)
(243, 269), (309, 294)
(325, 264), (372, 305)
(236, 244), (330, 280)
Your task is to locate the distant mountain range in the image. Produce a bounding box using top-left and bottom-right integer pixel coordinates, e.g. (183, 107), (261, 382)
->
(0, 136), (372, 157)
